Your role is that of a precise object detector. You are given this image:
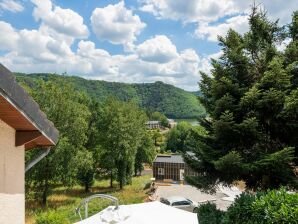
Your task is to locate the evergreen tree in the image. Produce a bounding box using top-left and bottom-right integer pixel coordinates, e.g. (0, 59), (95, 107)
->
(185, 7), (298, 192)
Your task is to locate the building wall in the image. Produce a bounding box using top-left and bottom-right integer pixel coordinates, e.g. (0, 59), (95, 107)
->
(0, 119), (25, 224)
(153, 162), (198, 181)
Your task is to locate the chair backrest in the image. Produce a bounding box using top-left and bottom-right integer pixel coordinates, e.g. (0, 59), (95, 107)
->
(75, 194), (119, 221)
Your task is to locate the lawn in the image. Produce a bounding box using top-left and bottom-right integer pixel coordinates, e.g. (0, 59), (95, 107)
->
(25, 175), (151, 224)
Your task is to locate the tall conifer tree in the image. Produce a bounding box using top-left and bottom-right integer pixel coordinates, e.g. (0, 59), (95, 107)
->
(185, 7), (298, 192)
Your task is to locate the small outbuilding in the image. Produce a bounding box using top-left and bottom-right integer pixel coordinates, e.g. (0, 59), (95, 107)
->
(146, 120), (161, 129)
(153, 154), (198, 182)
(0, 64), (59, 224)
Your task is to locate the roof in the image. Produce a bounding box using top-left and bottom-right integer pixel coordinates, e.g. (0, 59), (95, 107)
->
(154, 154), (184, 163)
(75, 201), (197, 224)
(146, 120), (160, 125)
(0, 64), (59, 149)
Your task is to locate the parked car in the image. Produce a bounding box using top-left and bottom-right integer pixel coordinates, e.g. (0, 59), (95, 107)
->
(160, 196), (199, 213)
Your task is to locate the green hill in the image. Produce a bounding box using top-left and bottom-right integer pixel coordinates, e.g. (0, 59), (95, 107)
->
(16, 73), (205, 119)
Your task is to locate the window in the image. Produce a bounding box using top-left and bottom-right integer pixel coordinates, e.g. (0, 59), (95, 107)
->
(158, 168), (164, 175)
(172, 202), (180, 206)
(160, 198), (170, 205)
(172, 201), (191, 206)
(180, 201), (191, 205)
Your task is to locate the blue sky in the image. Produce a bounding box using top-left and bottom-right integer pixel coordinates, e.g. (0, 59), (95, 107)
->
(0, 0), (296, 90)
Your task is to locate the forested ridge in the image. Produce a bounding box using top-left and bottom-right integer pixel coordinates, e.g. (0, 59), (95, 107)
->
(16, 73), (205, 119)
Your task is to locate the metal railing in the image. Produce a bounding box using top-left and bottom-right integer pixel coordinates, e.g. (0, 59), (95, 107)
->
(75, 194), (119, 221)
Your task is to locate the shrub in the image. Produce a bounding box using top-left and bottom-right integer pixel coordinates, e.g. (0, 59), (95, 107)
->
(251, 188), (298, 224)
(36, 211), (69, 224)
(223, 192), (256, 224)
(197, 202), (225, 224)
(223, 188), (298, 224)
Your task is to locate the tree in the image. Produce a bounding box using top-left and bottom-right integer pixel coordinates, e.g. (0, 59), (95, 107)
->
(164, 121), (192, 152)
(149, 111), (169, 127)
(75, 149), (95, 193)
(134, 133), (156, 176)
(185, 7), (298, 192)
(95, 145), (117, 188)
(25, 78), (90, 205)
(97, 98), (147, 189)
(151, 129), (162, 147)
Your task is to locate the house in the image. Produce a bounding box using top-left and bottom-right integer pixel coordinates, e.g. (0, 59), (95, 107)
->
(167, 118), (177, 128)
(153, 154), (198, 182)
(0, 64), (59, 224)
(146, 120), (161, 129)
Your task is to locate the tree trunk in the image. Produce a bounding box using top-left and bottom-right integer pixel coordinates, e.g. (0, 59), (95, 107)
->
(42, 159), (49, 206)
(85, 182), (89, 193)
(110, 171), (113, 188)
(120, 179), (123, 189)
(134, 166), (138, 177)
(42, 181), (48, 206)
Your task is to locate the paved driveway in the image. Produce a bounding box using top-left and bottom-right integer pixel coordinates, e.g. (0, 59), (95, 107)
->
(156, 184), (233, 211)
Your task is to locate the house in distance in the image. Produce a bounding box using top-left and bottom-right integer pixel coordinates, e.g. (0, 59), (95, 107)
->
(153, 153), (198, 182)
(146, 120), (161, 129)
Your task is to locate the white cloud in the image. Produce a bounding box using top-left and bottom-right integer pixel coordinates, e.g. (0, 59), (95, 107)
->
(0, 19), (204, 90)
(91, 1), (146, 48)
(139, 0), (243, 23)
(0, 21), (19, 50)
(31, 0), (89, 39)
(195, 15), (249, 41)
(0, 0), (24, 13)
(208, 51), (223, 60)
(140, 0), (297, 42)
(136, 35), (178, 63)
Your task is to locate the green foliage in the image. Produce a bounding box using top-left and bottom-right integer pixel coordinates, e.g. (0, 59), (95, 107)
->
(164, 121), (192, 152)
(223, 193), (256, 224)
(74, 149), (95, 192)
(25, 79), (91, 205)
(197, 202), (224, 224)
(164, 122), (206, 153)
(252, 188), (298, 224)
(36, 211), (69, 224)
(151, 129), (163, 147)
(200, 189), (298, 224)
(134, 132), (156, 176)
(149, 111), (169, 127)
(186, 6), (298, 191)
(97, 98), (148, 189)
(16, 75), (205, 119)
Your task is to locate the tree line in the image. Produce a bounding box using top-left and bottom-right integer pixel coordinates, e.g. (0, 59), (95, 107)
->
(24, 79), (156, 205)
(16, 74), (206, 119)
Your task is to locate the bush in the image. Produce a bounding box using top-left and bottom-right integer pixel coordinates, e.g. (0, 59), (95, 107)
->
(223, 188), (298, 224)
(251, 188), (298, 224)
(197, 202), (225, 224)
(198, 189), (297, 224)
(223, 192), (256, 224)
(36, 211), (69, 224)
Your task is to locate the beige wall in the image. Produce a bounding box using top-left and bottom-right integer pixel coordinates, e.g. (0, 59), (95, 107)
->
(0, 119), (25, 224)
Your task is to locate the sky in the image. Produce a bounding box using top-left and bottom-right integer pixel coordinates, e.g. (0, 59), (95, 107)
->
(0, 0), (296, 91)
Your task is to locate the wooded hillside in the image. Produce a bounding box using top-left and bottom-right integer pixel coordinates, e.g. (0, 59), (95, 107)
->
(16, 73), (205, 118)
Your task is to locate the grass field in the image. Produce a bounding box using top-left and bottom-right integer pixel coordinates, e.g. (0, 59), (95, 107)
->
(25, 175), (151, 224)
